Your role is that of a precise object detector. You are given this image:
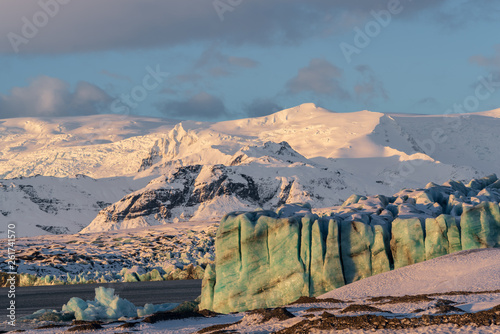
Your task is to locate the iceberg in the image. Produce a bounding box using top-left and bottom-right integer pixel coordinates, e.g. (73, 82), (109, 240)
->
(62, 287), (137, 320)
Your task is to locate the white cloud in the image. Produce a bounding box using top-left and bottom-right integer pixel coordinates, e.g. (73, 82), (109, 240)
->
(0, 76), (112, 118)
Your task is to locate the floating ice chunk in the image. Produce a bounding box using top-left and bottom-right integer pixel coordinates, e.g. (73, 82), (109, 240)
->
(62, 297), (88, 318)
(120, 265), (146, 282)
(137, 302), (178, 317)
(58, 286), (178, 321)
(62, 287), (136, 320)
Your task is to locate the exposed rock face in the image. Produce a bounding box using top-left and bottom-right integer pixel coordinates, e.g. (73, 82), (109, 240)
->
(93, 165), (204, 225)
(200, 175), (500, 313)
(138, 139), (166, 172)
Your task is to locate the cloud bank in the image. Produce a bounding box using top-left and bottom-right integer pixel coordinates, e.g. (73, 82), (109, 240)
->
(0, 0), (447, 54)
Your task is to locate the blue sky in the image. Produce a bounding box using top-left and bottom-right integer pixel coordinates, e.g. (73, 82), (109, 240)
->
(1, 0), (500, 121)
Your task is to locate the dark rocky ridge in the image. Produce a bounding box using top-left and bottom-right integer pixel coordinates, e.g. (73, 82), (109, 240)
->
(87, 141), (349, 230)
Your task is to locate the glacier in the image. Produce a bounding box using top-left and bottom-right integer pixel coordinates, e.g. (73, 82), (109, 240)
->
(200, 175), (500, 313)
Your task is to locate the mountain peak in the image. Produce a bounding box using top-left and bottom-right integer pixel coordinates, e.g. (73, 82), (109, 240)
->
(258, 103), (334, 124)
(285, 102), (332, 115)
(297, 102), (318, 110)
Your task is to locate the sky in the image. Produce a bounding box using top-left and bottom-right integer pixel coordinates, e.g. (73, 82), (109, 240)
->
(0, 0), (500, 121)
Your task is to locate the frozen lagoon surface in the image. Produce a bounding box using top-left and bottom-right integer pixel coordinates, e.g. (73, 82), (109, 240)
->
(11, 248), (500, 333)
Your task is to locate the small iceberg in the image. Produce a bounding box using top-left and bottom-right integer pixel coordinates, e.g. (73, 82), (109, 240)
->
(22, 286), (178, 321)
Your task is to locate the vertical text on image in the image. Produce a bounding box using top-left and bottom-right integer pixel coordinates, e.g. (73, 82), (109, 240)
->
(6, 222), (17, 327)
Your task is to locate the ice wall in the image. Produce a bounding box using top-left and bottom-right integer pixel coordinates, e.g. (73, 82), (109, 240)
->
(391, 218), (425, 269)
(206, 212), (345, 313)
(461, 202), (500, 249)
(200, 175), (500, 313)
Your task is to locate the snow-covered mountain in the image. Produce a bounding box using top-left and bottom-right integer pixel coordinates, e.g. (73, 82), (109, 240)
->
(1, 103), (499, 236)
(134, 103), (500, 177)
(0, 114), (176, 179)
(0, 175), (153, 237)
(3, 103), (499, 180)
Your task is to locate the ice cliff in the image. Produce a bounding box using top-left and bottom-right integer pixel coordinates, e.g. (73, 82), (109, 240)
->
(200, 175), (500, 313)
